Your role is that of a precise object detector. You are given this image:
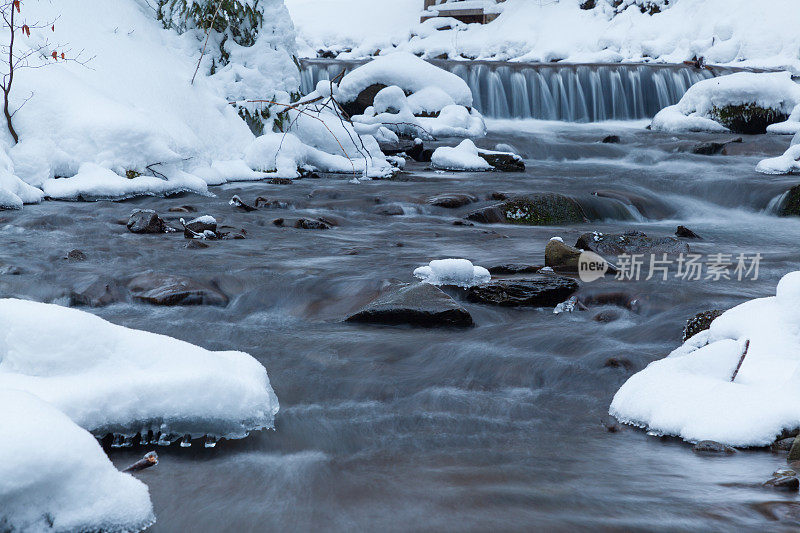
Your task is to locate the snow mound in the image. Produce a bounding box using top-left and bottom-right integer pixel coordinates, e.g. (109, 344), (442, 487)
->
(0, 299), (279, 444)
(337, 53), (473, 108)
(768, 104), (800, 135)
(651, 72), (800, 133)
(1, 389), (155, 532)
(610, 271), (800, 447)
(756, 132), (800, 175)
(414, 259), (491, 288)
(352, 85), (485, 139)
(430, 139), (519, 171)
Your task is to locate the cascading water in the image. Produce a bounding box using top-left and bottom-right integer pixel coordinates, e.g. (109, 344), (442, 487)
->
(300, 58), (751, 122)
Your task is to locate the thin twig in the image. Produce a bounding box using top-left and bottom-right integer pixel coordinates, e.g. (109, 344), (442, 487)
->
(191, 0), (224, 85)
(730, 339), (750, 382)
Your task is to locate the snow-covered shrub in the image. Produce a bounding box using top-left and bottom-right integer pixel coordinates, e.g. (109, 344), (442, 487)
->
(651, 72), (800, 134)
(611, 271), (800, 447)
(1, 390), (155, 533)
(156, 0), (300, 134)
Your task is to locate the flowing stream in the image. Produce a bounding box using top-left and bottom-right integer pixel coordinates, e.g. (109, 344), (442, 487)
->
(301, 58), (756, 121)
(2, 118), (799, 530)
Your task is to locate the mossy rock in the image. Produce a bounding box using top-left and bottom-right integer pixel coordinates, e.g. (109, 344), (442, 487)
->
(777, 184), (800, 217)
(710, 104), (789, 135)
(501, 194), (587, 225)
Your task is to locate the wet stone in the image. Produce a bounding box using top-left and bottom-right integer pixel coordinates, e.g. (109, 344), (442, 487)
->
(466, 275), (579, 307)
(127, 209), (169, 234)
(764, 476), (800, 492)
(70, 277), (128, 307)
(692, 440), (736, 454)
(66, 249), (87, 262)
(428, 193), (478, 209)
(128, 273), (229, 307)
(346, 283), (474, 328)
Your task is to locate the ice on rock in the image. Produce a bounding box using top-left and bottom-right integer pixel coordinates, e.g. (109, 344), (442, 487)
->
(1, 390), (155, 532)
(610, 271), (800, 447)
(414, 259), (491, 288)
(651, 72), (800, 133)
(0, 299), (279, 442)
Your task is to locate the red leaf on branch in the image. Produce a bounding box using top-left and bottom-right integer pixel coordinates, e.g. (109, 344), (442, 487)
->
(60, 52), (64, 59)
(21, 24), (29, 36)
(51, 50), (57, 60)
(13, 1), (20, 13)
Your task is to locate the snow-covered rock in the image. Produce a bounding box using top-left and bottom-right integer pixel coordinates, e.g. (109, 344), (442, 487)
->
(1, 389), (155, 532)
(756, 132), (800, 175)
(414, 259), (491, 288)
(610, 271), (800, 447)
(651, 72), (800, 133)
(0, 299), (279, 444)
(431, 139), (493, 171)
(338, 52), (473, 108)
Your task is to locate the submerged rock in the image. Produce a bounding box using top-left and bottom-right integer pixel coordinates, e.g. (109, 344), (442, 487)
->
(70, 277), (128, 307)
(487, 264), (542, 275)
(268, 177), (293, 185)
(466, 275), (579, 307)
(295, 218), (332, 230)
(229, 195), (257, 212)
(575, 230), (688, 257)
(127, 209), (169, 234)
(683, 309), (724, 341)
(764, 476), (800, 492)
(182, 216), (217, 238)
(346, 283), (474, 327)
(601, 135), (621, 144)
(710, 104), (788, 135)
(428, 193), (477, 209)
(692, 440), (736, 454)
(466, 194), (587, 226)
(690, 137), (742, 155)
(128, 274), (229, 307)
(66, 249), (87, 262)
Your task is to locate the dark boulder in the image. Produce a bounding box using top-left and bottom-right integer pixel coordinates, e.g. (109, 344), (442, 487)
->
(690, 137), (742, 155)
(295, 218), (332, 230)
(466, 194), (587, 226)
(268, 177), (293, 185)
(683, 309), (724, 341)
(545, 239), (583, 272)
(340, 83), (388, 117)
(128, 273), (229, 307)
(790, 435), (800, 462)
(487, 264), (542, 275)
(764, 476), (800, 492)
(676, 225), (702, 239)
(595, 310), (623, 323)
(601, 135), (620, 144)
(777, 185), (800, 217)
(66, 249), (87, 262)
(182, 216), (217, 238)
(346, 283), (474, 327)
(693, 440), (736, 454)
(70, 277), (128, 307)
(406, 141), (434, 162)
(373, 204), (405, 216)
(478, 152), (525, 172)
(428, 193), (478, 209)
(229, 195), (257, 212)
(127, 209), (169, 234)
(771, 437), (796, 453)
(466, 275), (579, 307)
(710, 104), (789, 135)
(575, 230), (689, 257)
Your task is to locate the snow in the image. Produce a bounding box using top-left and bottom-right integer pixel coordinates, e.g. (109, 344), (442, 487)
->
(610, 271), (800, 447)
(286, 0), (800, 72)
(756, 133), (800, 175)
(0, 299), (279, 443)
(651, 72), (800, 133)
(768, 104), (800, 136)
(337, 53), (473, 108)
(431, 139), (492, 171)
(1, 389), (155, 533)
(414, 259), (491, 288)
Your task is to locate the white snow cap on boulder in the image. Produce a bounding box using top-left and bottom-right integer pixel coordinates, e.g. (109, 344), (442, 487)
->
(0, 299), (279, 443)
(610, 271), (800, 447)
(0, 390), (155, 532)
(756, 131), (800, 175)
(414, 259), (491, 288)
(337, 52), (473, 108)
(651, 72), (800, 133)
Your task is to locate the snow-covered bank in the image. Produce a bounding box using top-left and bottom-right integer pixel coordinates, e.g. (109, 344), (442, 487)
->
(1, 390), (155, 532)
(0, 299), (279, 443)
(610, 272), (800, 447)
(286, 0), (800, 73)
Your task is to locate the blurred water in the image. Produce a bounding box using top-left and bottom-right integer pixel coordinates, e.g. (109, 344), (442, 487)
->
(1, 123), (799, 531)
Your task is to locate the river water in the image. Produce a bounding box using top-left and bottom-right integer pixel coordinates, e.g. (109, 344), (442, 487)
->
(1, 120), (799, 531)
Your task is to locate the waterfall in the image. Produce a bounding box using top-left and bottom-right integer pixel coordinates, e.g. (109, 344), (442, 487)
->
(299, 58), (752, 122)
